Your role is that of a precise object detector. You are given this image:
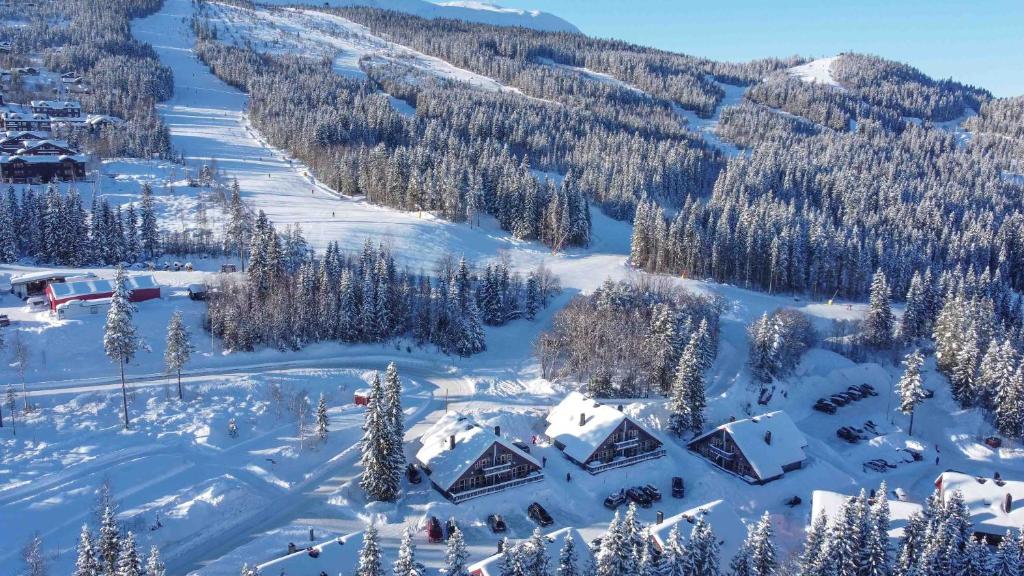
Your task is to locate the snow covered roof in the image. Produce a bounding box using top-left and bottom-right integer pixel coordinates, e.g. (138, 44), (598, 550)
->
(544, 392), (640, 462)
(810, 490), (923, 541)
(30, 100), (81, 109)
(2, 111), (50, 121)
(1, 153), (86, 164)
(1, 130), (49, 141)
(468, 527), (594, 576)
(48, 275), (159, 299)
(935, 471), (1024, 537)
(11, 270), (82, 285)
(690, 411), (807, 481)
(257, 531), (363, 575)
(648, 499), (747, 562)
(415, 411), (539, 491)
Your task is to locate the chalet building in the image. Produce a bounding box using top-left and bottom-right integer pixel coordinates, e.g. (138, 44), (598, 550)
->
(649, 500), (746, 562)
(415, 411), (543, 504)
(469, 528), (594, 576)
(0, 131), (52, 154)
(688, 411), (807, 484)
(0, 153), (86, 182)
(45, 275), (161, 312)
(1, 112), (51, 132)
(30, 100), (82, 118)
(935, 471), (1024, 544)
(811, 490), (923, 543)
(544, 392), (665, 474)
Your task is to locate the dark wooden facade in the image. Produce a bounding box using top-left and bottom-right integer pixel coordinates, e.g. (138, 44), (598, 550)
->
(556, 419), (664, 473)
(0, 156), (86, 183)
(424, 441), (542, 503)
(2, 114), (51, 132)
(688, 428), (802, 484)
(30, 102), (81, 118)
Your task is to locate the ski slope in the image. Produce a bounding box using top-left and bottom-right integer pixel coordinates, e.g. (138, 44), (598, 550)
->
(788, 56), (844, 89)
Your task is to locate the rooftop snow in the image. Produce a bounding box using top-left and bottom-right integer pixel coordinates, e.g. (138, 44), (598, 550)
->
(415, 410), (539, 490)
(257, 531), (363, 575)
(48, 275), (159, 299)
(810, 490), (923, 541)
(10, 270), (86, 284)
(30, 100), (81, 109)
(648, 499), (747, 562)
(936, 471), (1024, 537)
(691, 411), (807, 481)
(544, 391), (637, 463)
(468, 527), (594, 576)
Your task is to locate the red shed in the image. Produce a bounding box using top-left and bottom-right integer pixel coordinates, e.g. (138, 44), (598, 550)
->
(354, 389), (371, 407)
(46, 275), (162, 311)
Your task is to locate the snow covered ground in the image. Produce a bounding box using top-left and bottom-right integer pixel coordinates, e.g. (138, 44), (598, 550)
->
(788, 56), (844, 89)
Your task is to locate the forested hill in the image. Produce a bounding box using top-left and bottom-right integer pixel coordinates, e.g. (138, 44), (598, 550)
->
(195, 1), (1024, 302)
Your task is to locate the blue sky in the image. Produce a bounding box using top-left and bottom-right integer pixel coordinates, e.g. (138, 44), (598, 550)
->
(498, 0), (1023, 97)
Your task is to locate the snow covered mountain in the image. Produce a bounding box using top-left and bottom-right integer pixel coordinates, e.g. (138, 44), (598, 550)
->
(258, 0), (579, 32)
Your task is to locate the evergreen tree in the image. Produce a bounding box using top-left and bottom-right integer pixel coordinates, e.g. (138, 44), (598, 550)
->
(596, 511), (628, 576)
(900, 271), (929, 342)
(0, 188), (16, 262)
(748, 512), (777, 576)
(798, 513), (830, 576)
(146, 546), (165, 576)
(99, 505), (120, 575)
(139, 184), (159, 259)
(497, 537), (519, 576)
(897, 349), (926, 435)
(74, 524), (98, 576)
(992, 531), (1020, 576)
(22, 533), (46, 576)
(358, 524), (385, 576)
(669, 332), (705, 435)
(359, 374), (399, 501)
(996, 367), (1024, 439)
(116, 532), (142, 576)
(382, 362), (406, 490)
(104, 266), (138, 429)
(393, 528), (425, 576)
(316, 393), (329, 441)
(164, 311), (192, 401)
(659, 524), (688, 576)
(863, 269), (894, 349)
(239, 564), (260, 576)
(557, 531), (580, 576)
(444, 527), (470, 576)
(689, 516), (720, 576)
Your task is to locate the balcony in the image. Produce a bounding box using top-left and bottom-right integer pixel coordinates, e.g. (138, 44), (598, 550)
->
(449, 473), (543, 504)
(585, 448), (666, 474)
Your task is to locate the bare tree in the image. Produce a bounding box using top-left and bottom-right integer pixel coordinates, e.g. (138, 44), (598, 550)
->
(10, 331), (29, 412)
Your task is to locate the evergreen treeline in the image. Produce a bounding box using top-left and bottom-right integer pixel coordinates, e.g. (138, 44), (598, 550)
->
(830, 53), (989, 122)
(0, 0), (173, 158)
(206, 216), (554, 356)
(0, 184), (160, 265)
(537, 279), (722, 398)
(748, 308), (816, 383)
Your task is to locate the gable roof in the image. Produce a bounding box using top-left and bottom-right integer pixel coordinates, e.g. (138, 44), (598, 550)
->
(415, 411), (540, 491)
(30, 100), (81, 109)
(468, 527), (594, 576)
(648, 499), (747, 562)
(544, 392), (644, 463)
(810, 490), (923, 541)
(690, 411), (807, 481)
(257, 531), (363, 575)
(48, 275), (159, 299)
(935, 471), (1024, 537)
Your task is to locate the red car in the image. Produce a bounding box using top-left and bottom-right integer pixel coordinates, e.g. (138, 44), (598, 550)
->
(426, 516), (443, 543)
(985, 436), (1003, 449)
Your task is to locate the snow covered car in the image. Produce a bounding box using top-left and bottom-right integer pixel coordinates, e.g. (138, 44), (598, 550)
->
(512, 440), (531, 454)
(604, 489), (626, 509)
(671, 477), (685, 498)
(813, 400), (837, 414)
(829, 394), (850, 407)
(0, 314), (9, 327)
(845, 386), (865, 400)
(858, 383), (879, 397)
(626, 487), (652, 508)
(836, 427), (859, 443)
(528, 502), (553, 526)
(406, 464), (422, 484)
(487, 514), (507, 533)
(640, 484), (662, 502)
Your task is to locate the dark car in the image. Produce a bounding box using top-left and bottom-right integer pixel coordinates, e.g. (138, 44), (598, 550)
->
(604, 489), (626, 510)
(626, 487), (652, 508)
(835, 392), (856, 404)
(487, 514), (507, 533)
(445, 518), (459, 540)
(845, 386), (865, 400)
(829, 394), (850, 407)
(528, 502), (553, 526)
(836, 427), (859, 443)
(671, 477), (685, 499)
(641, 484), (662, 502)
(858, 384), (878, 397)
(985, 436), (1003, 449)
(922, 388), (935, 399)
(512, 440), (531, 454)
(427, 516), (443, 543)
(406, 464), (422, 484)
(0, 314), (9, 327)
(813, 400), (837, 414)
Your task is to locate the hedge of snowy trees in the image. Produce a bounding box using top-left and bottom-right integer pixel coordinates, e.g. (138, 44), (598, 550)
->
(537, 279), (721, 399)
(0, 184), (160, 265)
(205, 214), (555, 355)
(748, 308), (816, 383)
(0, 0), (173, 158)
(67, 484), (165, 576)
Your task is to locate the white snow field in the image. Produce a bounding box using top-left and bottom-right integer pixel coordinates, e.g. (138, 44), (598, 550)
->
(3, 3), (1024, 576)
(788, 56), (844, 89)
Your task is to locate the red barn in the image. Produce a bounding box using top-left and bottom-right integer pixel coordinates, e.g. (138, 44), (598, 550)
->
(45, 275), (161, 311)
(353, 389), (371, 407)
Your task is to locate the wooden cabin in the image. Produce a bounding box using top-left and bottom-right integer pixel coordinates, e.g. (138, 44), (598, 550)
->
(688, 411), (807, 484)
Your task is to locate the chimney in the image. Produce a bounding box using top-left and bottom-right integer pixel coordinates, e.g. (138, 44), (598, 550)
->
(494, 425), (501, 437)
(449, 435), (456, 450)
(580, 413), (586, 426)
(656, 511), (664, 525)
(764, 431), (772, 445)
(1005, 493), (1013, 513)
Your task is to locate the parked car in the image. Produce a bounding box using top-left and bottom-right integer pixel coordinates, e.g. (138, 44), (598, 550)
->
(26, 296), (47, 311)
(427, 517), (443, 543)
(641, 484), (662, 502)
(836, 427), (859, 443)
(922, 388), (935, 399)
(845, 386), (865, 400)
(445, 518), (459, 540)
(671, 476), (685, 499)
(604, 489), (627, 510)
(858, 383), (878, 396)
(528, 502), (553, 526)
(829, 394), (850, 407)
(898, 448), (923, 462)
(893, 487), (909, 502)
(813, 400), (837, 414)
(0, 314), (9, 327)
(406, 464), (422, 484)
(985, 436), (1003, 449)
(784, 495), (802, 507)
(220, 264), (238, 273)
(487, 514), (507, 533)
(863, 420), (880, 435)
(626, 487), (652, 508)
(835, 392), (856, 404)
(512, 440), (531, 454)
(863, 460), (888, 473)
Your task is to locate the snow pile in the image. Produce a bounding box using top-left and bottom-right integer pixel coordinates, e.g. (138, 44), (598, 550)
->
(936, 471), (1024, 538)
(788, 57), (843, 89)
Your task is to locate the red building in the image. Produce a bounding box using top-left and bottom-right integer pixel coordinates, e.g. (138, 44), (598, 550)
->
(45, 275), (161, 311)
